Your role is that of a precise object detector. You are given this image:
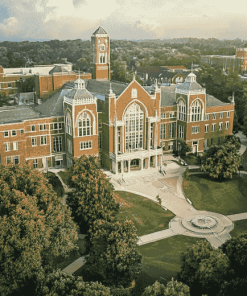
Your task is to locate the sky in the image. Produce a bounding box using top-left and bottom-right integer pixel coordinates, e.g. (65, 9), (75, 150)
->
(0, 0), (247, 42)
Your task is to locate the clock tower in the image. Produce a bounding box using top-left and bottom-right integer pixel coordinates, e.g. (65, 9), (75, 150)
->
(91, 26), (111, 80)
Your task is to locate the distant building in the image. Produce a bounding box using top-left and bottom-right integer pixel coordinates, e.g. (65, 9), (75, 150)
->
(201, 48), (247, 73)
(0, 27), (234, 174)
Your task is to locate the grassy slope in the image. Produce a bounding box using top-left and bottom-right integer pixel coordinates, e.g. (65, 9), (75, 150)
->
(132, 236), (204, 296)
(115, 191), (175, 236)
(183, 174), (247, 215)
(230, 220), (247, 237)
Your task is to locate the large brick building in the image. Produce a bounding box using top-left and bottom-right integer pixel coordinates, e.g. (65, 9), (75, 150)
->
(0, 27), (235, 174)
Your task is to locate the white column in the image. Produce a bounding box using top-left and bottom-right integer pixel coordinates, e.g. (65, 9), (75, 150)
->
(115, 161), (118, 175)
(147, 157), (150, 169)
(154, 155), (157, 168)
(121, 161), (124, 174)
(147, 119), (151, 150)
(141, 158), (143, 170)
(128, 160), (131, 173)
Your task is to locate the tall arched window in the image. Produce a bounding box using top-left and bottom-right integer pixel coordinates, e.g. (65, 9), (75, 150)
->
(78, 112), (92, 136)
(178, 99), (186, 121)
(191, 100), (202, 122)
(66, 112), (72, 135)
(124, 103), (144, 151)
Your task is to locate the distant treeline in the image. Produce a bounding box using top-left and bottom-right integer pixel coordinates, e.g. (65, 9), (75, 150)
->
(0, 38), (246, 69)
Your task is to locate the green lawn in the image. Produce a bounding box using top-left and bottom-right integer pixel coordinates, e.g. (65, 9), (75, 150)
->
(115, 191), (175, 236)
(230, 220), (247, 237)
(58, 170), (72, 187)
(44, 172), (65, 197)
(131, 236), (204, 296)
(183, 174), (247, 215)
(242, 148), (247, 172)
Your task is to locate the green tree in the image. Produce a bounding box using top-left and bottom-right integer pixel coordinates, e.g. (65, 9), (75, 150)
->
(201, 137), (241, 180)
(0, 163), (78, 296)
(142, 279), (190, 296)
(36, 269), (112, 296)
(85, 219), (142, 287)
(0, 92), (7, 107)
(178, 240), (213, 295)
(197, 250), (230, 295)
(67, 156), (119, 233)
(180, 140), (192, 156)
(17, 76), (35, 93)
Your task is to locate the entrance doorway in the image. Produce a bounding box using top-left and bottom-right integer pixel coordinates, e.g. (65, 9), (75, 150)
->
(192, 141), (198, 154)
(130, 159), (140, 170)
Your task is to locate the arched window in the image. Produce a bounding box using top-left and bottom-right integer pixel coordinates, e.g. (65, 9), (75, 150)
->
(178, 99), (186, 121)
(66, 112), (72, 135)
(191, 100), (202, 122)
(124, 103), (144, 151)
(78, 112), (92, 136)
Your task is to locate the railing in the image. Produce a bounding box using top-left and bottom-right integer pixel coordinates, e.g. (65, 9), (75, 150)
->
(112, 147), (163, 161)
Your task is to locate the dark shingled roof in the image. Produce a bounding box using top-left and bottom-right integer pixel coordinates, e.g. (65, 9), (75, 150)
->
(34, 88), (71, 117)
(176, 80), (204, 92)
(0, 105), (41, 124)
(92, 26), (108, 35)
(206, 94), (230, 107)
(160, 85), (177, 107)
(85, 80), (127, 97)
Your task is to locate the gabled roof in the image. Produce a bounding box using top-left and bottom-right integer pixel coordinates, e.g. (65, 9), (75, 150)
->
(92, 26), (108, 35)
(65, 88), (94, 100)
(49, 65), (69, 75)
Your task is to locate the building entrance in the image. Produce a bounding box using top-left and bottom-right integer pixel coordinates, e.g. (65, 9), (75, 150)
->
(130, 159), (140, 170)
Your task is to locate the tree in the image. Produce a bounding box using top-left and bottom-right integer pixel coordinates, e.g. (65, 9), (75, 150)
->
(85, 219), (142, 288)
(201, 136), (241, 180)
(17, 76), (35, 93)
(36, 269), (111, 296)
(180, 140), (192, 156)
(67, 156), (119, 233)
(0, 92), (7, 107)
(197, 250), (230, 295)
(0, 163), (78, 296)
(178, 240), (213, 295)
(142, 279), (190, 296)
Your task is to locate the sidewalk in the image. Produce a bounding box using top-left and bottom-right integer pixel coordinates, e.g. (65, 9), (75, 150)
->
(227, 212), (247, 221)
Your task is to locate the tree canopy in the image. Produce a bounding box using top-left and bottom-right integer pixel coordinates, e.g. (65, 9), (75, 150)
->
(201, 135), (242, 180)
(66, 155), (119, 232)
(0, 163), (78, 296)
(84, 219), (142, 288)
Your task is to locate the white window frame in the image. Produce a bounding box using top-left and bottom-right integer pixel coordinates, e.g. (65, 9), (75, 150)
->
(80, 140), (92, 150)
(205, 124), (209, 133)
(220, 112), (223, 119)
(160, 123), (166, 140)
(39, 124), (46, 131)
(225, 121), (229, 130)
(40, 136), (47, 145)
(66, 114), (72, 135)
(20, 129), (24, 135)
(226, 111), (230, 118)
(67, 139), (72, 153)
(131, 88), (137, 98)
(219, 122), (223, 130)
(178, 125), (184, 139)
(191, 100), (202, 122)
(11, 130), (16, 137)
(168, 142), (173, 151)
(205, 114), (209, 121)
(53, 136), (62, 152)
(13, 155), (20, 165)
(212, 113), (217, 120)
(33, 159), (38, 168)
(212, 123), (216, 132)
(192, 126), (200, 134)
(5, 142), (11, 152)
(6, 156), (12, 164)
(4, 131), (9, 138)
(32, 137), (37, 147)
(31, 125), (36, 132)
(178, 100), (186, 121)
(78, 112), (92, 137)
(13, 141), (18, 151)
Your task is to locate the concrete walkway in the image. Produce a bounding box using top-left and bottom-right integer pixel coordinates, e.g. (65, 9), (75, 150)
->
(62, 256), (87, 274)
(227, 212), (247, 221)
(138, 229), (177, 246)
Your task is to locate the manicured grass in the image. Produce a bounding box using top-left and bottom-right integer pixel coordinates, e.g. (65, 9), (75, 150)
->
(242, 148), (247, 172)
(230, 220), (247, 237)
(58, 170), (72, 187)
(44, 172), (65, 197)
(52, 238), (87, 270)
(181, 153), (198, 165)
(132, 236), (204, 296)
(183, 174), (247, 215)
(115, 191), (175, 236)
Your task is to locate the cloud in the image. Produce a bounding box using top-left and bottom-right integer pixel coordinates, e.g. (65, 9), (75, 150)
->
(0, 16), (18, 37)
